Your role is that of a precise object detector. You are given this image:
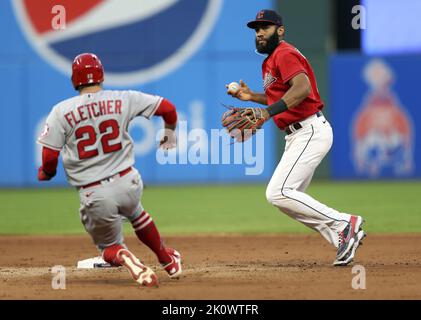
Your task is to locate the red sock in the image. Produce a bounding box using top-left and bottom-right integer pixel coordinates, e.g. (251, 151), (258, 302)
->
(132, 211), (172, 264)
(102, 244), (125, 266)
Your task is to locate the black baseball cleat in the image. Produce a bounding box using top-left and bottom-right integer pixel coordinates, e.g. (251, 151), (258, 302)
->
(333, 215), (365, 266)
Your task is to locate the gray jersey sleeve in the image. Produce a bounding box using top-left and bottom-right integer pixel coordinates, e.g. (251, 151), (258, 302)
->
(37, 106), (65, 151)
(127, 90), (162, 121)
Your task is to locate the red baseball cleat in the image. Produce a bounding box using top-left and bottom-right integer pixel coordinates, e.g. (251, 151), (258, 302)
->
(117, 249), (158, 287)
(162, 248), (182, 279)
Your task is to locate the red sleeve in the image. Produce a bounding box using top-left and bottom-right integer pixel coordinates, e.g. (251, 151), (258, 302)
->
(276, 51), (307, 84)
(41, 146), (60, 175)
(153, 98), (177, 124)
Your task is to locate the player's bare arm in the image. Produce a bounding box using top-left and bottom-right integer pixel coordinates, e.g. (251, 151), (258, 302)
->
(261, 73), (312, 119)
(225, 73), (311, 121)
(280, 73), (311, 109)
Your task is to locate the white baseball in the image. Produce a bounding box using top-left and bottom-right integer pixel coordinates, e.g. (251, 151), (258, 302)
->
(227, 82), (240, 94)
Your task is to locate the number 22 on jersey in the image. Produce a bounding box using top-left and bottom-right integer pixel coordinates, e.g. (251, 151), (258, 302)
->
(75, 119), (122, 159)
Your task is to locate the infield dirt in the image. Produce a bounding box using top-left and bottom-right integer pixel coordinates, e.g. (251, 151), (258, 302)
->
(0, 234), (420, 299)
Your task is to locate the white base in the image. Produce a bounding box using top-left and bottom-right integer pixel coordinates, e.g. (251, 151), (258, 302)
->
(77, 256), (116, 269)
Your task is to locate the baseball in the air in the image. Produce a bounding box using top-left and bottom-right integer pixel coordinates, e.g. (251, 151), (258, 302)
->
(227, 81), (240, 94)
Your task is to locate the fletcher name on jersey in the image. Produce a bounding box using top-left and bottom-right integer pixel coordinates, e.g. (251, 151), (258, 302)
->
(64, 98), (122, 128)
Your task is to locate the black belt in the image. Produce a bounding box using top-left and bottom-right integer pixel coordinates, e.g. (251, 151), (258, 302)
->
(285, 111), (323, 135)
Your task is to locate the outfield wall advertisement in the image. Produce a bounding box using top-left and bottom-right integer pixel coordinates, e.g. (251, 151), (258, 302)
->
(330, 54), (421, 179)
(0, 0), (276, 187)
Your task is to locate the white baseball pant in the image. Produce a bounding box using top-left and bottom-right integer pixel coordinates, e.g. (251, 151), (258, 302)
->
(266, 113), (351, 247)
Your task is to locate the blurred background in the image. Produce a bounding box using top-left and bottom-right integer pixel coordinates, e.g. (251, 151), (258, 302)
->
(0, 0), (420, 235)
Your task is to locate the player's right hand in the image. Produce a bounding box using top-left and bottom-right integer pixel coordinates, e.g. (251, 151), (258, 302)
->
(226, 80), (254, 101)
(38, 167), (55, 181)
(159, 129), (177, 150)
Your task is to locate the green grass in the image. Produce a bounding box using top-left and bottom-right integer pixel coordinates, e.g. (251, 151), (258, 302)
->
(0, 181), (420, 235)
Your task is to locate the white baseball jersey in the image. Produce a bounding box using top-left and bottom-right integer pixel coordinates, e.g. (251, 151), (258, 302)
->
(37, 90), (162, 186)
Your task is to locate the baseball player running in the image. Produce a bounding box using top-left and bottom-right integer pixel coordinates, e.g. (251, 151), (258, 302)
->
(37, 53), (181, 286)
(226, 10), (366, 266)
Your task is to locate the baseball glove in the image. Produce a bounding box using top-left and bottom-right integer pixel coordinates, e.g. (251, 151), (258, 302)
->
(221, 106), (269, 142)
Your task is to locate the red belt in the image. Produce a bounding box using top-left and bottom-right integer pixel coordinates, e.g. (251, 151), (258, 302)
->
(79, 167), (132, 189)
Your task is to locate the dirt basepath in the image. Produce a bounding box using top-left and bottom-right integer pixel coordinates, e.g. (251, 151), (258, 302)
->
(0, 234), (420, 299)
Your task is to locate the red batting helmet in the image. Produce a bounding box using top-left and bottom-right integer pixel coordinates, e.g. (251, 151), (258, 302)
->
(71, 53), (104, 90)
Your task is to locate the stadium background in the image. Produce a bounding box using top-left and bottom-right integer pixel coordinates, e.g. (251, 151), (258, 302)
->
(0, 0), (420, 300)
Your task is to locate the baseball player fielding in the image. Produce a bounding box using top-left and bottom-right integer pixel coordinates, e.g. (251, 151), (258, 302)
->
(224, 9), (366, 266)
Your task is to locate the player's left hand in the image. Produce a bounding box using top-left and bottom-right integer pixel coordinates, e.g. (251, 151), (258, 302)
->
(38, 167), (56, 181)
(221, 106), (269, 142)
(159, 129), (177, 150)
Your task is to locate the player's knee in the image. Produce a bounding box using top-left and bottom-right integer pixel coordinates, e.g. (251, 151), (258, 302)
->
(266, 186), (284, 206)
(265, 186), (275, 204)
(266, 186), (291, 209)
(102, 244), (125, 266)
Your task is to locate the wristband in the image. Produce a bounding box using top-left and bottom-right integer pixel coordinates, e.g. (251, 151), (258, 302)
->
(266, 99), (288, 117)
